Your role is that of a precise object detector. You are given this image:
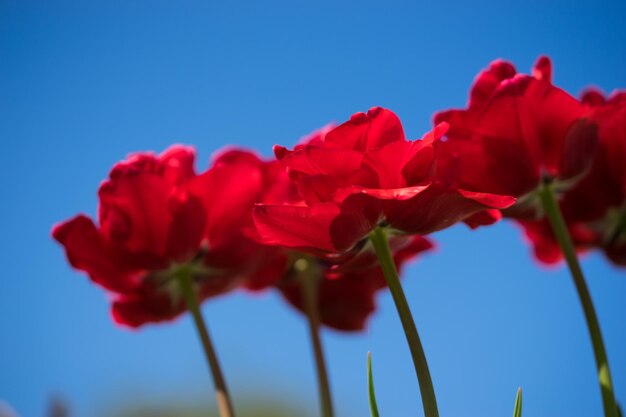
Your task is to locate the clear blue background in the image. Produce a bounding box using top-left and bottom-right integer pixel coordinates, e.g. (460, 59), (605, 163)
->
(2, 1), (625, 416)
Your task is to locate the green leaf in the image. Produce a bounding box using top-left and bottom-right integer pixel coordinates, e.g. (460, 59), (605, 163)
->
(368, 352), (380, 417)
(513, 388), (522, 417)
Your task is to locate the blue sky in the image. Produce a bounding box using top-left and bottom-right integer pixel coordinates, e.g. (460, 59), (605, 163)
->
(1, 1), (626, 416)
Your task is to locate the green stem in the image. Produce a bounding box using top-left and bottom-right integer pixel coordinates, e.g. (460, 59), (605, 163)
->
(538, 184), (618, 417)
(369, 227), (439, 417)
(177, 268), (236, 417)
(295, 258), (335, 417)
(368, 352), (381, 417)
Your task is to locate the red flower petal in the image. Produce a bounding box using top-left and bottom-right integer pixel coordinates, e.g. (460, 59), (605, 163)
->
(279, 269), (380, 331)
(476, 75), (588, 191)
(112, 290), (185, 328)
(254, 199), (380, 255)
(581, 88), (607, 106)
(385, 185), (513, 235)
(558, 118), (599, 180)
(519, 220), (564, 265)
(532, 56), (552, 83)
(165, 194), (207, 262)
(324, 107), (405, 152)
(52, 215), (139, 293)
(518, 220), (596, 265)
(253, 203), (344, 253)
(98, 171), (173, 263)
(362, 137), (434, 189)
(457, 189), (516, 209)
(188, 149), (264, 244)
(469, 59), (517, 109)
(289, 146), (364, 177)
(157, 145), (197, 186)
(463, 209), (503, 229)
(334, 183), (432, 202)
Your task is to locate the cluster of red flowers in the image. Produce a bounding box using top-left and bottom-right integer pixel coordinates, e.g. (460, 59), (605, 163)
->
(53, 56), (625, 331)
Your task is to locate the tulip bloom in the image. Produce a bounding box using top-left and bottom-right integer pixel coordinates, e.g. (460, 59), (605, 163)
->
(520, 89), (626, 265)
(53, 145), (285, 328)
(239, 132), (435, 330)
(434, 56), (598, 217)
(253, 107), (514, 256)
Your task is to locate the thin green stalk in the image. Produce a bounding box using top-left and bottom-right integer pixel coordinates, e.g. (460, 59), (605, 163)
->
(295, 258), (335, 417)
(513, 388), (522, 417)
(369, 227), (439, 417)
(538, 184), (618, 417)
(368, 352), (381, 417)
(177, 268), (236, 417)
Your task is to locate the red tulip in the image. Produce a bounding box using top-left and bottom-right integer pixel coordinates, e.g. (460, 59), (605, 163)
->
(234, 126), (437, 331)
(254, 107), (514, 256)
(519, 89), (626, 265)
(434, 56), (598, 216)
(53, 146), (287, 327)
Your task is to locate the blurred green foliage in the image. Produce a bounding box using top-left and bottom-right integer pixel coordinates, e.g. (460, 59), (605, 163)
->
(111, 401), (313, 417)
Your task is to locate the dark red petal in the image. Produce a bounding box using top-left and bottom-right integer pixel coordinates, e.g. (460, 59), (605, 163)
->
(112, 291), (185, 328)
(532, 56), (553, 83)
(296, 123), (336, 146)
(274, 145), (291, 160)
(157, 145), (197, 186)
(581, 88), (606, 106)
(253, 203), (345, 253)
(394, 235), (435, 266)
(239, 158), (302, 207)
(109, 153), (158, 180)
(385, 185), (512, 235)
(519, 220), (564, 265)
(463, 209), (503, 229)
(98, 172), (173, 258)
(476, 75), (585, 188)
(324, 107), (405, 152)
(281, 145), (364, 179)
(188, 150), (264, 243)
(468, 59), (517, 109)
(212, 148), (263, 166)
(596, 98), (626, 188)
(558, 118), (599, 181)
(331, 193), (383, 249)
(457, 189), (516, 209)
(607, 91), (626, 104)
(254, 198), (380, 255)
(334, 183), (431, 202)
(433, 110), (475, 140)
(165, 193), (207, 262)
(561, 159), (621, 223)
(518, 220), (596, 265)
(480, 130), (540, 196)
(362, 137), (433, 189)
(294, 174), (345, 204)
(560, 96), (626, 226)
(244, 249), (289, 291)
(52, 215), (139, 293)
(605, 243), (626, 267)
(305, 147), (364, 177)
(279, 269), (379, 331)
